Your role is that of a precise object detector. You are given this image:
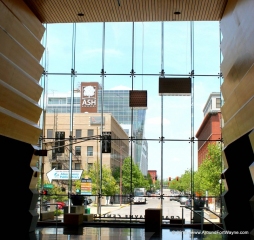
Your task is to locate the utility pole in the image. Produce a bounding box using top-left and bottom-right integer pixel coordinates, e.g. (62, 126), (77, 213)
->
(120, 146), (124, 206)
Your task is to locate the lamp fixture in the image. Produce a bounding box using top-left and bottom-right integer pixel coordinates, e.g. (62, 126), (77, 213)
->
(129, 90), (147, 109)
(159, 77), (191, 96)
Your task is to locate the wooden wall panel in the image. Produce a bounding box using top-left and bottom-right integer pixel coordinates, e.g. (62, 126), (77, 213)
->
(221, 64), (254, 123)
(220, 0), (254, 101)
(249, 130), (254, 153)
(0, 1), (44, 61)
(0, 0), (44, 145)
(222, 117), (240, 146)
(0, 80), (42, 123)
(220, 68), (240, 102)
(221, 91), (238, 123)
(219, 0), (238, 41)
(222, 30), (254, 84)
(2, 0), (45, 41)
(222, 97), (254, 146)
(0, 55), (42, 102)
(0, 107), (41, 144)
(0, 29), (43, 81)
(236, 99), (254, 138)
(220, 0), (254, 146)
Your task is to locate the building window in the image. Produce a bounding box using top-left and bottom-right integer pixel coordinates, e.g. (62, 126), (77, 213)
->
(52, 163), (62, 169)
(87, 146), (93, 156)
(88, 163), (93, 170)
(48, 98), (66, 104)
(76, 129), (82, 138)
(216, 98), (221, 108)
(75, 163), (81, 170)
(47, 129), (53, 138)
(87, 129), (94, 137)
(75, 146), (81, 156)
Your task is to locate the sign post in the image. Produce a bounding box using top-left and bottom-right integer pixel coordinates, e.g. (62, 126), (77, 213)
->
(81, 178), (92, 195)
(46, 168), (83, 183)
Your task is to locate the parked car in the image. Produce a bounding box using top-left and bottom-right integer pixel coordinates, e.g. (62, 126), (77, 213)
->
(185, 198), (192, 207)
(179, 196), (189, 205)
(56, 201), (66, 209)
(170, 194), (180, 202)
(84, 198), (92, 205)
(43, 201), (66, 210)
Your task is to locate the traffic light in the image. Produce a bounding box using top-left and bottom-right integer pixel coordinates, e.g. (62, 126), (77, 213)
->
(102, 134), (111, 153)
(168, 177), (171, 181)
(176, 176), (179, 181)
(55, 131), (65, 153)
(42, 189), (48, 195)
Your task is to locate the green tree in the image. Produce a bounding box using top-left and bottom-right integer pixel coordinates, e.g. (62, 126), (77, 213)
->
(39, 180), (68, 202)
(76, 163), (119, 196)
(194, 143), (224, 196)
(154, 179), (161, 190)
(122, 157), (149, 194)
(177, 170), (192, 194)
(146, 173), (153, 191)
(112, 166), (120, 185)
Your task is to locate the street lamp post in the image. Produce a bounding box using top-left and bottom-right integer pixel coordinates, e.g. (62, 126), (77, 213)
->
(120, 146), (124, 206)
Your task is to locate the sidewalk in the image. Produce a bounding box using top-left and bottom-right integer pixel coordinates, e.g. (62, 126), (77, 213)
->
(89, 203), (128, 215)
(55, 203), (128, 218)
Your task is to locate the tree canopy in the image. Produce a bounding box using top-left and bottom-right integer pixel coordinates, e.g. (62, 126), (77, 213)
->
(168, 142), (224, 196)
(122, 157), (150, 194)
(194, 143), (224, 196)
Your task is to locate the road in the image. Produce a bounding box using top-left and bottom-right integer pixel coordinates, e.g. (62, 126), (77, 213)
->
(89, 190), (192, 223)
(96, 198), (191, 221)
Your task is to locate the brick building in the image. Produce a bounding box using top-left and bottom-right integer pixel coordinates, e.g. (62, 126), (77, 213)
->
(148, 170), (157, 184)
(195, 93), (222, 167)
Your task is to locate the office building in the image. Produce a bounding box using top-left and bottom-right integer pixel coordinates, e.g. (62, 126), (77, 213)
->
(45, 83), (148, 175)
(43, 112), (129, 186)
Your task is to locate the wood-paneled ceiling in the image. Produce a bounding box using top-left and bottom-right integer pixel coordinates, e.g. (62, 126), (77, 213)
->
(24, 0), (228, 23)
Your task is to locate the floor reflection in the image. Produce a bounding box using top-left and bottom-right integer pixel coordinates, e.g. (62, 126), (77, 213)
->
(32, 226), (226, 240)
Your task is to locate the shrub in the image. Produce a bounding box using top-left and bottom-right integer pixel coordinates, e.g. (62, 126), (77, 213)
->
(54, 209), (63, 216)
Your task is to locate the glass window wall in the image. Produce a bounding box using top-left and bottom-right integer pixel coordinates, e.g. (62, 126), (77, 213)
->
(39, 21), (223, 224)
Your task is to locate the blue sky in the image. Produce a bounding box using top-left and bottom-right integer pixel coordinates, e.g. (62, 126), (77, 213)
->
(41, 21), (221, 180)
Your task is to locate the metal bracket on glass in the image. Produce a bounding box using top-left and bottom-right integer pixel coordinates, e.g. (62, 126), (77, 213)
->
(189, 69), (194, 76)
(159, 136), (164, 143)
(129, 69), (136, 77)
(158, 194), (164, 200)
(100, 68), (106, 77)
(71, 68), (77, 77)
(159, 69), (165, 77)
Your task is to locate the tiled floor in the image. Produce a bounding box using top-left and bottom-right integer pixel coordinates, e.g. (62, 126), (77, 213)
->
(33, 226), (227, 240)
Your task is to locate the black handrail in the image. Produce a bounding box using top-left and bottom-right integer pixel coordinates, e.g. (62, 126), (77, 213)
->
(183, 206), (225, 231)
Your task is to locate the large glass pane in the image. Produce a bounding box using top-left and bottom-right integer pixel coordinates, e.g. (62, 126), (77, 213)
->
(104, 22), (132, 74)
(193, 76), (221, 132)
(75, 23), (103, 74)
(44, 23), (74, 73)
(194, 21), (221, 75)
(164, 22), (191, 75)
(133, 22), (161, 75)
